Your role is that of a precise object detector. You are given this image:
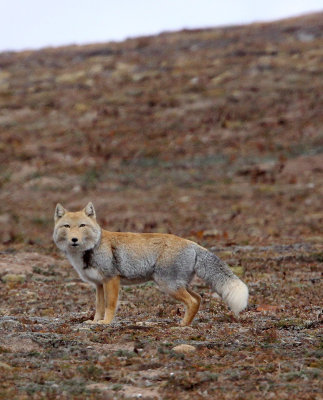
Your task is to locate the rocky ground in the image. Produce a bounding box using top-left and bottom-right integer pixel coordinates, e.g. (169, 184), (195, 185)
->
(0, 12), (322, 399)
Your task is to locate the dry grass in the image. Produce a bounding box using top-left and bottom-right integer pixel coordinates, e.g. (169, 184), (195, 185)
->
(0, 12), (322, 399)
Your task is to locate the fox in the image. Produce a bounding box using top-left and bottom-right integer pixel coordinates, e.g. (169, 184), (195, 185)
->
(53, 202), (248, 326)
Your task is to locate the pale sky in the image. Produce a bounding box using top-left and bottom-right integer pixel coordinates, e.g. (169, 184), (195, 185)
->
(0, 0), (322, 52)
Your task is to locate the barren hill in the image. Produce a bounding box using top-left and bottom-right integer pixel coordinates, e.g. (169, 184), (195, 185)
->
(0, 13), (322, 400)
(1, 12), (322, 250)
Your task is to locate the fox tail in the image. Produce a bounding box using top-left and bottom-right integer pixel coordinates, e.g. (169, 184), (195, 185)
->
(194, 247), (248, 315)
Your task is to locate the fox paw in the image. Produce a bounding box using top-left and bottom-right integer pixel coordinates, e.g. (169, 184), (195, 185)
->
(96, 319), (112, 325)
(84, 319), (98, 324)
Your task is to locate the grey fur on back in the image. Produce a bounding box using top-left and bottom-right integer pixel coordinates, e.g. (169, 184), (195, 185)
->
(152, 245), (197, 292)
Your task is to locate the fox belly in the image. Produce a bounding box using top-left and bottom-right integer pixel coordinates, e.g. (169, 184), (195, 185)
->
(120, 277), (152, 285)
(111, 247), (157, 281)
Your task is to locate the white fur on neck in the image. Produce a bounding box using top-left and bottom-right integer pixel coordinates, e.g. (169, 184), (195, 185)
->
(66, 250), (102, 285)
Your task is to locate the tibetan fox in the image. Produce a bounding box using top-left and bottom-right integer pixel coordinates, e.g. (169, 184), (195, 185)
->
(53, 202), (248, 325)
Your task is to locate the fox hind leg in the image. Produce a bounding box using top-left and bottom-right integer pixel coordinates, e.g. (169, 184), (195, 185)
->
(187, 287), (202, 305)
(170, 287), (201, 326)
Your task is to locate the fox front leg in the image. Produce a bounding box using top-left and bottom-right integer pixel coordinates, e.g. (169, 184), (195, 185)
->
(97, 276), (120, 325)
(85, 284), (105, 324)
(94, 284), (105, 321)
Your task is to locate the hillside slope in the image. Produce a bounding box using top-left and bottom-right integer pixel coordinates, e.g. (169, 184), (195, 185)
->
(0, 13), (322, 400)
(0, 12), (322, 250)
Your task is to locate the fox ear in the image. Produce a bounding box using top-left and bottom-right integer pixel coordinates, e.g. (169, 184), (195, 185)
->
(84, 202), (96, 218)
(55, 203), (66, 221)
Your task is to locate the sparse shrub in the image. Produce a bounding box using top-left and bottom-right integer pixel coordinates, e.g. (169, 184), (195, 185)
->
(77, 364), (103, 380)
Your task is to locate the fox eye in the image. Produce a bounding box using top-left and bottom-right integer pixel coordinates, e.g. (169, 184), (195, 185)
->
(63, 224), (70, 228)
(79, 224), (86, 227)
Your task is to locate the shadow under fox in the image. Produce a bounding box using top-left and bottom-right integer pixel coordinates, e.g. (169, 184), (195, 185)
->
(53, 202), (248, 326)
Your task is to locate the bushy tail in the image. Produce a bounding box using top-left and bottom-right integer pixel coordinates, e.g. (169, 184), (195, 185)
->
(194, 247), (248, 315)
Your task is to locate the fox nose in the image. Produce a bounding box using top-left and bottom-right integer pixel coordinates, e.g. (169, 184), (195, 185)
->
(71, 238), (78, 243)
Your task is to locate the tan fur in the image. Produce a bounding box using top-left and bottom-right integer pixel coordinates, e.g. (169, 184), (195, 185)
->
(102, 230), (190, 263)
(101, 276), (120, 324)
(171, 288), (201, 326)
(53, 202), (248, 325)
(95, 284), (105, 321)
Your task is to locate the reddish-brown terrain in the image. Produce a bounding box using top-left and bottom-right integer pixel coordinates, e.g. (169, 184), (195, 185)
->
(0, 13), (322, 399)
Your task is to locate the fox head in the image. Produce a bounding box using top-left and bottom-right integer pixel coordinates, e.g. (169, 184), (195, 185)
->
(53, 202), (101, 252)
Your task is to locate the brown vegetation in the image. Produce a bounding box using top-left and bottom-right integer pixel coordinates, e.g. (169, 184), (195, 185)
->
(0, 12), (322, 399)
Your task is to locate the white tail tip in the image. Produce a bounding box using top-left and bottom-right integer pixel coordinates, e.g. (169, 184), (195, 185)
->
(222, 279), (249, 315)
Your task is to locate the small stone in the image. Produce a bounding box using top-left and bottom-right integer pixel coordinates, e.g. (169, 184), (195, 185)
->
(135, 321), (156, 327)
(74, 103), (88, 112)
(203, 229), (220, 237)
(256, 305), (279, 313)
(172, 344), (196, 354)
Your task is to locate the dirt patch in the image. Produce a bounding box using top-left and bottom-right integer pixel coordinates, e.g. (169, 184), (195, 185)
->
(281, 154), (323, 181)
(0, 334), (41, 353)
(86, 383), (161, 399)
(0, 243), (322, 399)
(0, 252), (60, 274)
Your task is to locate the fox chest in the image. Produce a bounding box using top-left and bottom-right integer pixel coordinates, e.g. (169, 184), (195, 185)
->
(66, 251), (104, 284)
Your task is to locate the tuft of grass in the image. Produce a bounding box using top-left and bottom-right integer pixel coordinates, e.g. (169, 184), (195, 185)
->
(262, 328), (279, 343)
(114, 349), (136, 358)
(81, 168), (101, 190)
(112, 383), (123, 391)
(0, 171), (12, 188)
(275, 318), (306, 330)
(32, 264), (61, 276)
(77, 364), (103, 380)
(31, 216), (51, 227)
